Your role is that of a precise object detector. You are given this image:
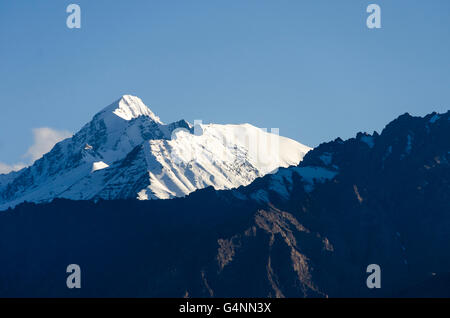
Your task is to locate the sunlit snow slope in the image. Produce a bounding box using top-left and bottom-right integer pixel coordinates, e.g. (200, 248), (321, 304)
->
(0, 95), (311, 209)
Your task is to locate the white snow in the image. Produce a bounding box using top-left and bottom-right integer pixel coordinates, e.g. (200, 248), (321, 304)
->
(263, 165), (338, 200)
(0, 96), (312, 210)
(137, 189), (149, 200)
(429, 114), (440, 124)
(91, 161), (109, 172)
(136, 123), (311, 200)
(105, 95), (162, 123)
(268, 169), (295, 200)
(295, 166), (338, 192)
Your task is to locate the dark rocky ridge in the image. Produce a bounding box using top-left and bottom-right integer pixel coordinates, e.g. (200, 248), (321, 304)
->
(0, 111), (449, 297)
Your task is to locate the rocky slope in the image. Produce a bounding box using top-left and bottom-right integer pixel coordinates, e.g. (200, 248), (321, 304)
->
(0, 110), (448, 297)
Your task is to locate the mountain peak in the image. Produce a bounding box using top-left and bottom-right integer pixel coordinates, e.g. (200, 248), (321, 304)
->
(0, 95), (311, 210)
(99, 95), (163, 124)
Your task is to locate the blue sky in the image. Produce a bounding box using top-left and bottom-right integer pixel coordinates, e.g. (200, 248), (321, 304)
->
(1, 0), (450, 171)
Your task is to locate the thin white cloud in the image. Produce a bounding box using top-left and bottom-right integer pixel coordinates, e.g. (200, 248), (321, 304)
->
(24, 127), (72, 162)
(0, 162), (27, 175)
(0, 128), (72, 175)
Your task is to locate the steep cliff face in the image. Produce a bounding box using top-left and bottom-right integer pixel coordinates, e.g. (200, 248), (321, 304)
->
(0, 111), (448, 297)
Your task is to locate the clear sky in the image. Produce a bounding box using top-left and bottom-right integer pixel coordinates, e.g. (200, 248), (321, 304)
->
(1, 0), (450, 171)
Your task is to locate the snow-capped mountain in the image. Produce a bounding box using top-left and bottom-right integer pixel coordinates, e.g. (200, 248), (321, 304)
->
(2, 110), (449, 297)
(0, 95), (310, 210)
